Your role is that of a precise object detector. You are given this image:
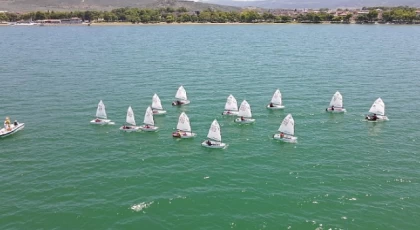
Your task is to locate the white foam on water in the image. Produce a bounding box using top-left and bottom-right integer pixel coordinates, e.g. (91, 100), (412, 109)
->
(349, 198), (357, 201)
(130, 201), (154, 212)
(204, 176), (210, 179)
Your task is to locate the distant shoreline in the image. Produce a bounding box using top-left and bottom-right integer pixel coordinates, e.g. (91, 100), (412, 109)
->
(2, 22), (419, 27)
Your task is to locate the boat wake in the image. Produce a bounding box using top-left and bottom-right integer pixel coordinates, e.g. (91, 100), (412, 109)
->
(130, 201), (154, 212)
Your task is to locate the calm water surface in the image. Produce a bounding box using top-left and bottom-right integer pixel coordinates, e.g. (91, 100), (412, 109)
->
(0, 24), (420, 230)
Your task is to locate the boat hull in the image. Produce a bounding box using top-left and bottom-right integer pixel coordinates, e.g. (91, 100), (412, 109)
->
(0, 123), (25, 138)
(266, 105), (285, 110)
(90, 119), (114, 125)
(140, 125), (159, 132)
(273, 133), (297, 143)
(326, 107), (347, 113)
(152, 109), (167, 115)
(201, 140), (226, 149)
(119, 126), (141, 132)
(172, 100), (190, 106)
(222, 111), (239, 116)
(365, 115), (388, 122)
(234, 118), (255, 124)
(172, 131), (196, 138)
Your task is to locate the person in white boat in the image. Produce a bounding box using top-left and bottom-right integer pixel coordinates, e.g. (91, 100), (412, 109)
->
(370, 113), (378, 121)
(173, 100), (182, 106)
(206, 140), (212, 146)
(269, 103), (274, 108)
(241, 116), (245, 121)
(14, 120), (18, 126)
(280, 132), (284, 138)
(4, 117), (11, 130)
(331, 105), (335, 111)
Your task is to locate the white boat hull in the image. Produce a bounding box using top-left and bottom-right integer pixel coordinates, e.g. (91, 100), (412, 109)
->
(90, 119), (115, 125)
(273, 133), (297, 143)
(266, 105), (285, 110)
(201, 140), (227, 149)
(172, 131), (196, 138)
(222, 110), (239, 116)
(234, 118), (255, 124)
(172, 100), (190, 106)
(365, 115), (389, 122)
(326, 107), (347, 113)
(152, 109), (167, 115)
(0, 123), (25, 138)
(140, 125), (159, 132)
(119, 125), (141, 132)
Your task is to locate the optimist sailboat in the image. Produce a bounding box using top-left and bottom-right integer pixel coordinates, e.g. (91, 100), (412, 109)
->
(90, 100), (114, 125)
(151, 94), (167, 115)
(172, 86), (190, 106)
(119, 106), (140, 132)
(326, 91), (346, 113)
(267, 89), (285, 109)
(234, 100), (255, 124)
(273, 114), (297, 143)
(140, 106), (159, 131)
(0, 117), (25, 138)
(202, 119), (226, 148)
(365, 98), (388, 121)
(172, 112), (196, 138)
(222, 94), (239, 115)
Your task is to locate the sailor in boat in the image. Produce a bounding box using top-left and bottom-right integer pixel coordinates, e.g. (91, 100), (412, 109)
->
(206, 140), (212, 146)
(367, 113), (378, 121)
(14, 120), (18, 126)
(331, 105), (335, 111)
(269, 103), (274, 108)
(241, 116), (245, 121)
(280, 132), (284, 138)
(172, 130), (181, 137)
(95, 118), (101, 122)
(145, 124), (150, 129)
(173, 100), (181, 106)
(4, 117), (11, 131)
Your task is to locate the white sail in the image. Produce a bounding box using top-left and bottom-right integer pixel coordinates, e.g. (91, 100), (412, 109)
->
(224, 95), (238, 111)
(175, 86), (187, 101)
(278, 114), (295, 136)
(238, 100), (252, 118)
(271, 89), (282, 105)
(329, 91), (343, 108)
(152, 94), (163, 110)
(207, 119), (221, 142)
(369, 98), (385, 115)
(126, 106), (136, 126)
(143, 106), (154, 125)
(177, 112), (191, 132)
(96, 100), (107, 119)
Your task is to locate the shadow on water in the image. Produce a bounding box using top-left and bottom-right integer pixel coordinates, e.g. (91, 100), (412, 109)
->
(365, 120), (387, 137)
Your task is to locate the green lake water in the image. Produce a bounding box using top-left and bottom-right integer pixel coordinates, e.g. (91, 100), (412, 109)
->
(0, 24), (419, 229)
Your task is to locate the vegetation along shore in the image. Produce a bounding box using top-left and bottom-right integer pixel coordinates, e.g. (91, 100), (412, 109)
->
(1, 6), (420, 25)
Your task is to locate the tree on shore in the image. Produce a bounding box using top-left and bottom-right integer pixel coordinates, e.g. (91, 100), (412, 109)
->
(0, 13), (8, 22)
(367, 10), (378, 22)
(344, 14), (353, 22)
